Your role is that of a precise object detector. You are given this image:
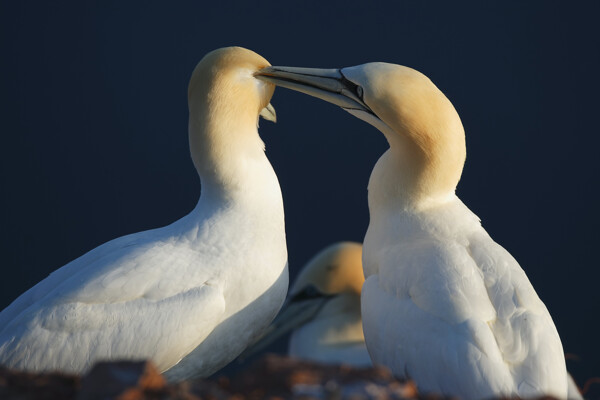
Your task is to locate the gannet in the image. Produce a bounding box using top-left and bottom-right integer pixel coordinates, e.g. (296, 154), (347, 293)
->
(0, 47), (288, 381)
(256, 64), (576, 399)
(241, 242), (371, 366)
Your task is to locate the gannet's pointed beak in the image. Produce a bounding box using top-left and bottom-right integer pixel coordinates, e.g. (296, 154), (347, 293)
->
(238, 289), (335, 361)
(256, 66), (375, 116)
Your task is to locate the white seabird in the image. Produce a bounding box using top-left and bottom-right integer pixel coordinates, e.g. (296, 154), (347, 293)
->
(241, 241), (371, 366)
(256, 64), (578, 399)
(0, 47), (288, 381)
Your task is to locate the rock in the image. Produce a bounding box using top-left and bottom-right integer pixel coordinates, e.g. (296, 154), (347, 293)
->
(222, 354), (419, 399)
(77, 360), (166, 400)
(0, 367), (80, 400)
(0, 355), (583, 399)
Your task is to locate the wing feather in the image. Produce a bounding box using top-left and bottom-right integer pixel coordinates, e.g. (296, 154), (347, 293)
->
(362, 227), (567, 399)
(0, 229), (226, 374)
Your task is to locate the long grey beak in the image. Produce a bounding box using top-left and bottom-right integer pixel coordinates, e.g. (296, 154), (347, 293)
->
(237, 294), (332, 361)
(256, 66), (375, 116)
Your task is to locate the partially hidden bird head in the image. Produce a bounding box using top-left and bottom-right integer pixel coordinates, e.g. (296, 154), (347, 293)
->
(290, 241), (364, 298)
(257, 62), (466, 208)
(237, 242), (364, 361)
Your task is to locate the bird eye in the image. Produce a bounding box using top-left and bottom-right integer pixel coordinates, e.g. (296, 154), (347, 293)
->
(356, 86), (364, 99)
(340, 72), (364, 101)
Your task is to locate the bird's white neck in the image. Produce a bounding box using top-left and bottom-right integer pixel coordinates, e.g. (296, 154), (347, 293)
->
(366, 113), (465, 213)
(188, 117), (281, 207)
(366, 150), (454, 216)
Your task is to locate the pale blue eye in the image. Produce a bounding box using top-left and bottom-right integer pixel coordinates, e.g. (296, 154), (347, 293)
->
(357, 86), (364, 99)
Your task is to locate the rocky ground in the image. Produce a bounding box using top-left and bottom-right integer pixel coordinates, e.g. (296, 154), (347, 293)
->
(0, 354), (596, 400)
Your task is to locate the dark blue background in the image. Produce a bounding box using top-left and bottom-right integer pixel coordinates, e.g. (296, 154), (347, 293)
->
(1, 0), (598, 383)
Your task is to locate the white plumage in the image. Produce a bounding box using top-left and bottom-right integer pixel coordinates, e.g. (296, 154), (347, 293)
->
(0, 47), (288, 381)
(242, 242), (371, 366)
(257, 63), (578, 399)
(361, 198), (567, 398)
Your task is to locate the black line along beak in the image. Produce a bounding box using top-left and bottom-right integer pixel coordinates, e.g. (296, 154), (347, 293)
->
(256, 66), (375, 116)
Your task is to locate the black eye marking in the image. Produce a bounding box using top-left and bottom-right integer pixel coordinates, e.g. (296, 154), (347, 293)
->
(290, 284), (327, 303)
(340, 76), (364, 100)
(356, 85), (364, 99)
(339, 71), (365, 101)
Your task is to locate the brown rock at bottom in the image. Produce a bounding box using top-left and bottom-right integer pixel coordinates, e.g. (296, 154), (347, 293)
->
(0, 355), (577, 400)
(77, 360), (166, 400)
(0, 367), (80, 400)
(220, 354), (415, 400)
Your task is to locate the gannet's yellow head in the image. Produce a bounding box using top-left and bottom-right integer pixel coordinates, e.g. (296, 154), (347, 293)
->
(188, 47), (275, 127)
(257, 63), (466, 207)
(342, 63), (465, 202)
(290, 241), (364, 297)
(187, 47), (277, 178)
